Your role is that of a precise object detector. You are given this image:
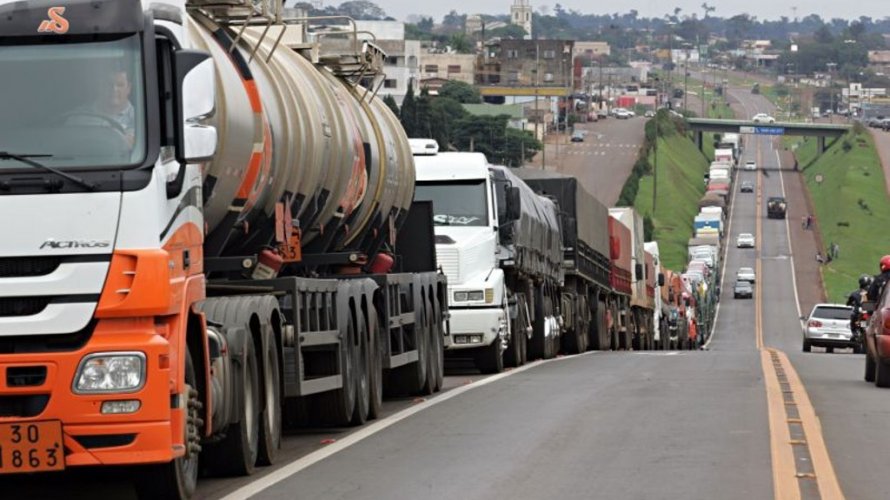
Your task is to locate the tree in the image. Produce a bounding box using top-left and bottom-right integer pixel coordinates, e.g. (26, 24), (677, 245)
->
(438, 81), (481, 104)
(487, 24), (527, 40)
(399, 81), (417, 137)
(442, 10), (466, 33)
(382, 94), (400, 117)
(429, 97), (467, 148)
(336, 1), (387, 20)
(814, 25), (834, 44)
(414, 87), (434, 139)
(448, 33), (474, 54)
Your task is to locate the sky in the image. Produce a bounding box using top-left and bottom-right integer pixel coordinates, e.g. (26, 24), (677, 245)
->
(363, 0), (888, 23)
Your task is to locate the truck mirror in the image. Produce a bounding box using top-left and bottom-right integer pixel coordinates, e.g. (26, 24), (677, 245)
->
(635, 263), (644, 281)
(506, 186), (522, 222)
(175, 50), (217, 164)
(658, 273), (665, 287)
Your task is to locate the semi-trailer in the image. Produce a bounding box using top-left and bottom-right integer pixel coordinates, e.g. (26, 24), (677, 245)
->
(0, 1), (447, 497)
(609, 208), (654, 350)
(513, 169), (614, 352)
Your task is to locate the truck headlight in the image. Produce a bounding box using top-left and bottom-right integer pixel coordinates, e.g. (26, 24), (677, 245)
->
(74, 352), (146, 394)
(467, 290), (485, 301)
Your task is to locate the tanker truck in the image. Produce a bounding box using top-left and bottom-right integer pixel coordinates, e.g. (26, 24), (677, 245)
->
(413, 141), (563, 373)
(0, 1), (446, 497)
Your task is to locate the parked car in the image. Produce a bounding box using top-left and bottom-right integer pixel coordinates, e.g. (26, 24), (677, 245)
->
(644, 110), (656, 118)
(740, 180), (755, 193)
(614, 108), (632, 119)
(736, 267), (756, 283)
(752, 113), (775, 124)
(736, 233), (755, 248)
(866, 116), (886, 128)
(744, 160), (757, 171)
(571, 131), (585, 142)
(734, 281), (753, 299)
(802, 303), (854, 353)
(863, 296), (890, 385)
(597, 109), (608, 119)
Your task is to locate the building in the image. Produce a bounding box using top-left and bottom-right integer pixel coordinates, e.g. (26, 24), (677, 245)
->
(465, 14), (483, 36)
(573, 41), (611, 61)
(419, 53), (477, 86)
(868, 50), (890, 73)
(477, 39), (574, 88)
(510, 0), (533, 40)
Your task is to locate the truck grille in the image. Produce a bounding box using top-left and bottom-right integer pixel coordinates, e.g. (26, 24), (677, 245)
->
(437, 248), (460, 282)
(0, 257), (61, 278)
(0, 297), (51, 317)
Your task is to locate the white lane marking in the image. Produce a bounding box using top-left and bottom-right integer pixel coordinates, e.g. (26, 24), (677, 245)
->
(219, 351), (600, 500)
(776, 148), (804, 321)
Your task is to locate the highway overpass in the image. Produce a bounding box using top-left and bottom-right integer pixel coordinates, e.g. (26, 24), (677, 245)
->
(686, 118), (852, 153)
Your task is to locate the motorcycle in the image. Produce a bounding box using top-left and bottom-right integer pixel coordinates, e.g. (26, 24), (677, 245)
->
(851, 308), (870, 355)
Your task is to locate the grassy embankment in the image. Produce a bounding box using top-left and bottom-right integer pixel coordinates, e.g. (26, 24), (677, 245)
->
(788, 126), (890, 301)
(623, 113), (709, 272)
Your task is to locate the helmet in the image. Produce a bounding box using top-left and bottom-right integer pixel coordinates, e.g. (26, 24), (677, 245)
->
(860, 274), (873, 289)
(881, 255), (890, 273)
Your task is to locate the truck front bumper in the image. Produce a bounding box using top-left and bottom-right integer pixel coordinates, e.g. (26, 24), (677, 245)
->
(444, 307), (507, 350)
(0, 319), (178, 468)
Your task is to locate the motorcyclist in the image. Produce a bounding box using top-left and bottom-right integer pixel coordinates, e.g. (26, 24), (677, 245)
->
(849, 274), (872, 350)
(866, 255), (890, 302)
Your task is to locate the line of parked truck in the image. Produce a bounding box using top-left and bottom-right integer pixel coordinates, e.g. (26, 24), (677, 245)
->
(412, 133), (722, 369)
(676, 133), (746, 347)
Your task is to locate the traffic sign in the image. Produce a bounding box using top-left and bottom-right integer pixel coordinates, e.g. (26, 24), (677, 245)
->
(739, 126), (755, 134)
(754, 126), (784, 135)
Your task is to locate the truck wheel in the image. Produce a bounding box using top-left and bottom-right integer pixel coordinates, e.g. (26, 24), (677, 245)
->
(865, 353), (876, 382)
(135, 350), (200, 500)
(476, 337), (504, 374)
(203, 335), (261, 475)
(316, 315), (358, 425)
(826, 346), (834, 354)
(351, 315), (371, 426)
(257, 327), (282, 466)
(529, 290), (546, 360)
(389, 314), (428, 395)
(368, 307), (384, 419)
(423, 297), (441, 395)
(876, 359), (890, 388)
(802, 337), (811, 352)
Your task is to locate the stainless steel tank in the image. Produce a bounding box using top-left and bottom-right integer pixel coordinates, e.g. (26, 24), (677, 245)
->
(187, 14), (414, 258)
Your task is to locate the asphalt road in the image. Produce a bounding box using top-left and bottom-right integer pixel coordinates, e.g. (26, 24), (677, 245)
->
(529, 116), (645, 206)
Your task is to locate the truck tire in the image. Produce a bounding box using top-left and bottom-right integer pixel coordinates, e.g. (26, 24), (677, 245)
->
(257, 326), (281, 466)
(202, 335), (261, 476)
(135, 350), (200, 500)
(505, 315), (524, 367)
(476, 337), (504, 374)
(351, 314), (371, 426)
(529, 289), (546, 360)
(316, 315), (358, 425)
(876, 359), (890, 388)
(826, 346), (834, 354)
(423, 296), (442, 394)
(389, 313), (428, 395)
(865, 353), (876, 382)
(368, 306), (384, 419)
(590, 301), (607, 350)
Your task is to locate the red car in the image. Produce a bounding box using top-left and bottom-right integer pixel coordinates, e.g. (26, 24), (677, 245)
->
(864, 294), (890, 386)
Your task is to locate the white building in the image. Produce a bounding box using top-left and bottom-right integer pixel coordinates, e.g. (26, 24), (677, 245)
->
(510, 0), (533, 40)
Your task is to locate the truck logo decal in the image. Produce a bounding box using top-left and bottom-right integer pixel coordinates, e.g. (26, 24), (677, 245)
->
(37, 7), (69, 35)
(40, 239), (110, 250)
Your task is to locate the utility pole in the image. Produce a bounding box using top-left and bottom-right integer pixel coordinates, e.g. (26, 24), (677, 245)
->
(683, 61), (689, 111)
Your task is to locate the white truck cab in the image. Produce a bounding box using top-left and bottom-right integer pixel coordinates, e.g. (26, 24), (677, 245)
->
(411, 140), (509, 361)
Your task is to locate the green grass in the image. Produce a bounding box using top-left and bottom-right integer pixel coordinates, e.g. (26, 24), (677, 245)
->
(792, 127), (890, 302)
(634, 123), (709, 272)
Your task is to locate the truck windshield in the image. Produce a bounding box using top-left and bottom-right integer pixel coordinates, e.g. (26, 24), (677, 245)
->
(0, 34), (145, 169)
(415, 180), (489, 227)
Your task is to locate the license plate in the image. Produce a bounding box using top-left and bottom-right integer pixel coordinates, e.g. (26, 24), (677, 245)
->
(0, 421), (64, 473)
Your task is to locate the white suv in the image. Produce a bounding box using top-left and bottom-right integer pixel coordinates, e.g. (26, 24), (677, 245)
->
(802, 304), (854, 353)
